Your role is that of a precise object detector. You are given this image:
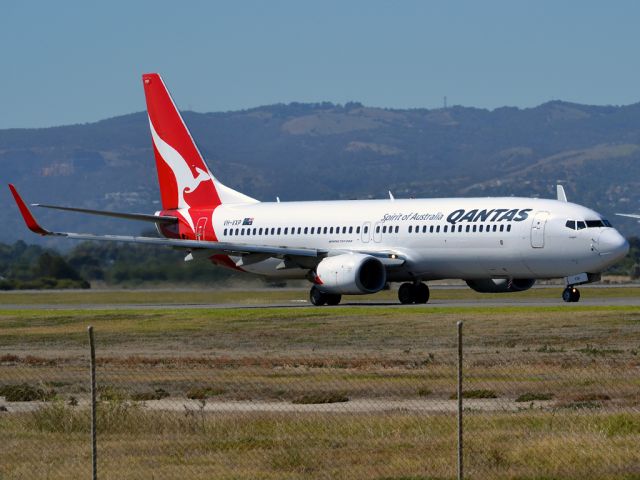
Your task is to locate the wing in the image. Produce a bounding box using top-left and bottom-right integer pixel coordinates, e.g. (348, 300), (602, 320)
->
(9, 184), (406, 269)
(615, 213), (640, 220)
(8, 184), (323, 260)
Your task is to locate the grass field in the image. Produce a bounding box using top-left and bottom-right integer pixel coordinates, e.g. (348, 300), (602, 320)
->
(1, 288), (639, 478)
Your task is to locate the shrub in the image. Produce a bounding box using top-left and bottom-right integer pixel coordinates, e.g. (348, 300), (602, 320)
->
(515, 392), (554, 402)
(417, 388), (432, 397)
(186, 386), (226, 400)
(450, 389), (497, 400)
(131, 388), (170, 401)
(292, 392), (349, 404)
(0, 383), (55, 402)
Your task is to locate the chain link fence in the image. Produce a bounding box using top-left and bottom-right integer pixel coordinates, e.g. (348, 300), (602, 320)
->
(1, 310), (639, 479)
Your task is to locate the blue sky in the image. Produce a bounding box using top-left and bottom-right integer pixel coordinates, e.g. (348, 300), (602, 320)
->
(2, 1), (639, 129)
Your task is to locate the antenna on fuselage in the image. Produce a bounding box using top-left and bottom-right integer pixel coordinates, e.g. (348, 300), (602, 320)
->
(276, 196), (280, 203)
(388, 191), (395, 201)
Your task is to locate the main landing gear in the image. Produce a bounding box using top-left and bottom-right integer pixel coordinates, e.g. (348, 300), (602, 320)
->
(562, 286), (581, 303)
(398, 282), (430, 304)
(309, 286), (342, 306)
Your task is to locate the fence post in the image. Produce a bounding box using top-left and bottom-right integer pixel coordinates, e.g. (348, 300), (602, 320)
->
(457, 320), (463, 480)
(88, 326), (97, 480)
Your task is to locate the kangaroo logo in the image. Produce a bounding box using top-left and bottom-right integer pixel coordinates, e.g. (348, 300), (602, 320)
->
(149, 119), (212, 231)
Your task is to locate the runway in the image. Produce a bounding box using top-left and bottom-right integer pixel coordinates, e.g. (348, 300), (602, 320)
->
(2, 295), (640, 310)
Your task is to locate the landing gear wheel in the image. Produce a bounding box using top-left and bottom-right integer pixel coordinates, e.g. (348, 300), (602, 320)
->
(398, 283), (416, 304)
(414, 283), (430, 304)
(325, 294), (342, 306)
(309, 286), (327, 306)
(562, 287), (581, 303)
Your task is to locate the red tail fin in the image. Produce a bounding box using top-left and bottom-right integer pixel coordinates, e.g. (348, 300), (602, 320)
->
(142, 73), (220, 210)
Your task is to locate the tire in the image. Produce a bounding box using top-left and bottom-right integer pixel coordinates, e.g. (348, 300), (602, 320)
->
(562, 287), (572, 303)
(309, 286), (327, 306)
(326, 294), (342, 306)
(414, 283), (430, 304)
(398, 283), (415, 304)
(570, 288), (580, 302)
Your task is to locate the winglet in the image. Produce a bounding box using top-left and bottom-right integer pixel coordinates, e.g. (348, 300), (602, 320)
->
(556, 184), (568, 202)
(8, 184), (50, 235)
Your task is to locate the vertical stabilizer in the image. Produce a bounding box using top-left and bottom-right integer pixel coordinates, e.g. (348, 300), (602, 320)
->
(142, 73), (257, 211)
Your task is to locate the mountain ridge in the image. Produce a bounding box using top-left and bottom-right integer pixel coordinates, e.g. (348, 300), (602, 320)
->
(2, 100), (640, 247)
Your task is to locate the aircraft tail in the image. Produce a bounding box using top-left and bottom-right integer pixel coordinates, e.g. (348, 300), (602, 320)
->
(142, 73), (257, 210)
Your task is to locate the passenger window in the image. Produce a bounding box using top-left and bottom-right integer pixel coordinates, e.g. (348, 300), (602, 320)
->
(436, 225), (440, 233)
(395, 226), (399, 233)
(465, 225), (470, 233)
(409, 226), (413, 233)
(507, 225), (511, 232)
(415, 226), (419, 234)
(235, 228), (239, 235)
(324, 227), (328, 234)
(472, 225), (477, 233)
(258, 228), (263, 235)
(364, 226), (369, 234)
(499, 225), (504, 232)
(341, 227), (346, 234)
(252, 228), (256, 235)
(458, 225), (463, 232)
(577, 221), (586, 230)
(479, 225), (483, 232)
(223, 229), (227, 235)
(310, 227), (315, 234)
(349, 226), (353, 234)
(422, 226), (427, 233)
(376, 226), (380, 233)
(430, 226), (434, 233)
(330, 227), (334, 234)
(443, 225), (447, 233)
(284, 228), (288, 235)
(382, 226), (387, 234)
(356, 226), (361, 234)
(304, 227), (308, 234)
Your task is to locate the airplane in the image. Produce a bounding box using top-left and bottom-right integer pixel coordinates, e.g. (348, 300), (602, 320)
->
(8, 73), (630, 305)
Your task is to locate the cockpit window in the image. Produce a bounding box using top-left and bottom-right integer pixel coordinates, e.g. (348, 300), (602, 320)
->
(567, 218), (612, 230)
(586, 220), (605, 228)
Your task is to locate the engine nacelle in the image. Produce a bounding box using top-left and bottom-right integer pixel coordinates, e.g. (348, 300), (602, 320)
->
(315, 253), (386, 294)
(465, 278), (536, 293)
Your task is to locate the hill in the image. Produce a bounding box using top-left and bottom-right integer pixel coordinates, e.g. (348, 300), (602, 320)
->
(2, 100), (640, 246)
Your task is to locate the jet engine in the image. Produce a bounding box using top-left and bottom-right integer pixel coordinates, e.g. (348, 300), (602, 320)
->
(315, 253), (386, 294)
(465, 278), (535, 293)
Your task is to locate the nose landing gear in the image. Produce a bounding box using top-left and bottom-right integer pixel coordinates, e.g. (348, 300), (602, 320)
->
(398, 282), (430, 304)
(562, 286), (580, 303)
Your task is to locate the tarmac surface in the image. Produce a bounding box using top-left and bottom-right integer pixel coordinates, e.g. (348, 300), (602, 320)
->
(2, 296), (640, 310)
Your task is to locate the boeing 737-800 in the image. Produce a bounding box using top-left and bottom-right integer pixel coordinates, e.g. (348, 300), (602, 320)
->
(9, 73), (629, 305)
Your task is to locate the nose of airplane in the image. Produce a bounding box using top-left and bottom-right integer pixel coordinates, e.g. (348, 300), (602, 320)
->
(597, 229), (629, 261)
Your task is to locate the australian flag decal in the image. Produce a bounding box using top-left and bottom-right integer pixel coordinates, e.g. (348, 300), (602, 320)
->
(242, 218), (254, 226)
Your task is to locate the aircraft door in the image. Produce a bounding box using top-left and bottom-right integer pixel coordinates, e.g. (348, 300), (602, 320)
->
(530, 211), (549, 248)
(373, 222), (382, 243)
(361, 222), (371, 243)
(196, 217), (207, 241)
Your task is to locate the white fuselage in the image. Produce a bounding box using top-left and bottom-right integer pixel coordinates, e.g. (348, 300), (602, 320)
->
(197, 196), (627, 282)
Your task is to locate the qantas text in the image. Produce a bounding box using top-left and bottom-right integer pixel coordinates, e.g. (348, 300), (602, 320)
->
(446, 208), (532, 225)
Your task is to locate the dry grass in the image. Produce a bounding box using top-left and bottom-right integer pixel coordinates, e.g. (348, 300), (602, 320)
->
(1, 404), (639, 479)
(1, 295), (639, 478)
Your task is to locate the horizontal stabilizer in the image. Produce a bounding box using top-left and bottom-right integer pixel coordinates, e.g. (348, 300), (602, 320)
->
(33, 203), (178, 224)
